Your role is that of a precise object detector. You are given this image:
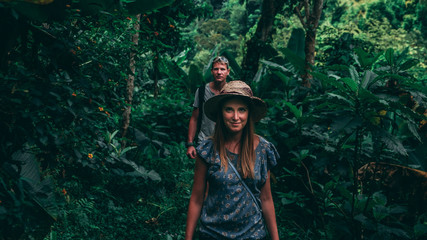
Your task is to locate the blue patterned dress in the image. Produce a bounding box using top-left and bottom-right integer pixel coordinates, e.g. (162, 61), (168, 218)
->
(196, 136), (279, 239)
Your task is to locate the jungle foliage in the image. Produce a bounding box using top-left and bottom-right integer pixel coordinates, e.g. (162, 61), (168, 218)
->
(0, 0), (426, 239)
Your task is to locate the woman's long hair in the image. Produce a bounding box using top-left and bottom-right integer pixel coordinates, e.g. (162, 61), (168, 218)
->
(212, 96), (256, 179)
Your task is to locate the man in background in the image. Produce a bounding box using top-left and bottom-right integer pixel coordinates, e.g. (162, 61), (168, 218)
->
(186, 56), (230, 159)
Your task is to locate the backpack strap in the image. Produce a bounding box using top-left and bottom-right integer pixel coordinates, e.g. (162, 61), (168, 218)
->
(196, 84), (206, 138)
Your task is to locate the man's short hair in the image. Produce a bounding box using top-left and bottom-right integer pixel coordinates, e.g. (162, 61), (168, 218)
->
(212, 56), (229, 69)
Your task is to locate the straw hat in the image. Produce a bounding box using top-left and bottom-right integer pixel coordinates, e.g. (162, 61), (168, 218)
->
(204, 80), (267, 122)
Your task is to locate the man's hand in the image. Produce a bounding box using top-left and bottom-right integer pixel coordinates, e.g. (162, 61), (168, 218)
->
(186, 146), (197, 159)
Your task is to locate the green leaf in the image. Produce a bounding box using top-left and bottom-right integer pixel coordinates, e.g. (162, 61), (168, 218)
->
(220, 49), (241, 78)
(379, 130), (408, 156)
(260, 59), (291, 73)
(327, 93), (355, 107)
(349, 65), (360, 84)
(405, 120), (422, 144)
(12, 2), (49, 21)
(373, 191), (387, 206)
(361, 70), (377, 89)
(284, 101), (302, 118)
(331, 115), (362, 136)
(286, 28), (305, 59)
(312, 72), (347, 93)
(252, 67), (263, 84)
(109, 130), (119, 143)
(341, 77), (358, 93)
(312, 71), (335, 90)
(353, 213), (369, 225)
(414, 222), (427, 238)
(125, 0), (175, 14)
(358, 88), (380, 104)
(385, 48), (394, 66)
(373, 205), (388, 221)
(118, 158), (162, 181)
(272, 70), (290, 86)
(390, 101), (426, 123)
(399, 59), (419, 71)
(366, 74), (383, 90)
(188, 64), (204, 93)
(354, 48), (372, 68)
(12, 150), (58, 220)
(120, 146), (137, 155)
(76, 0), (115, 15)
(311, 71), (329, 82)
(378, 224), (410, 238)
(279, 47), (306, 73)
(326, 64), (350, 72)
(159, 57), (188, 82)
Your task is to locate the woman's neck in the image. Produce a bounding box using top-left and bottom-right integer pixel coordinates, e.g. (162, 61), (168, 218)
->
(225, 132), (242, 154)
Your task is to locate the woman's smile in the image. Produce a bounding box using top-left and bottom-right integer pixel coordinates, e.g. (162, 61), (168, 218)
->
(222, 98), (249, 133)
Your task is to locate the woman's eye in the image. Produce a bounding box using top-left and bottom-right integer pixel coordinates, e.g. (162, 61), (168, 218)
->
(238, 108), (247, 112)
(224, 107), (233, 112)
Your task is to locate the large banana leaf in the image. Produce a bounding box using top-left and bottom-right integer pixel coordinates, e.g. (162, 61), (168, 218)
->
(124, 0), (175, 14)
(11, 150), (58, 220)
(188, 64), (204, 94)
(287, 28), (305, 59)
(221, 49), (241, 79)
(279, 47), (306, 73)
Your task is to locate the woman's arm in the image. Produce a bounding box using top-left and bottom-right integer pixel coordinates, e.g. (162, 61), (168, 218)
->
(185, 156), (208, 240)
(260, 171), (279, 240)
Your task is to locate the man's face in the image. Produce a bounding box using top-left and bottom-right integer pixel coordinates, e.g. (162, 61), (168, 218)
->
(211, 62), (230, 83)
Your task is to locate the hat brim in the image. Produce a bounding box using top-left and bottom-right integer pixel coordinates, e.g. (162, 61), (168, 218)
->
(204, 94), (267, 123)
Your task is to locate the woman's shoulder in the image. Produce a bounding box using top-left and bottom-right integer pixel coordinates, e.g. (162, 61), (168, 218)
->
(255, 135), (279, 163)
(256, 135), (272, 148)
(196, 138), (215, 160)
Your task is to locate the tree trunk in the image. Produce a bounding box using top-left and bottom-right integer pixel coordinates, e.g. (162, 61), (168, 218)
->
(302, 28), (316, 87)
(121, 14), (140, 149)
(240, 0), (285, 83)
(295, 0), (324, 88)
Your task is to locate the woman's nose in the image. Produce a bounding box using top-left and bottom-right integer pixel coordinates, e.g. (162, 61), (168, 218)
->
(232, 111), (238, 120)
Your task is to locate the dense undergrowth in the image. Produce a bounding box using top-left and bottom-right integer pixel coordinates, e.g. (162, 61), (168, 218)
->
(1, 0), (426, 239)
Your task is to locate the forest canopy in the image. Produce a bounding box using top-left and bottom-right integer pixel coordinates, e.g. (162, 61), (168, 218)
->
(0, 0), (426, 239)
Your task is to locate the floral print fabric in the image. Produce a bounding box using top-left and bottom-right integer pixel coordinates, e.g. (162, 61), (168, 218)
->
(196, 136), (279, 239)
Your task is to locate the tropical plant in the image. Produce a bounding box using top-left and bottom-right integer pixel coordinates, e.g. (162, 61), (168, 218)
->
(0, 0), (206, 238)
(255, 46), (426, 239)
(0, 0), (426, 239)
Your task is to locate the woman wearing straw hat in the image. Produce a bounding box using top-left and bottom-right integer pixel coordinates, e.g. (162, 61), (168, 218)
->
(185, 81), (279, 240)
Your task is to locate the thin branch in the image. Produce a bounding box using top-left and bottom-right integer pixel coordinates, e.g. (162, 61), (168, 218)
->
(295, 2), (307, 28)
(312, 0), (324, 29)
(301, 160), (314, 194)
(304, 0), (310, 23)
(326, 194), (348, 219)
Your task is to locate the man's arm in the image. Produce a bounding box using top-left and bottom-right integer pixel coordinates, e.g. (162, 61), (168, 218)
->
(186, 107), (199, 159)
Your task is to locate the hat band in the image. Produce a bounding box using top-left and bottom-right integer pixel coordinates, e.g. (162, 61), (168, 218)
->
(221, 90), (253, 97)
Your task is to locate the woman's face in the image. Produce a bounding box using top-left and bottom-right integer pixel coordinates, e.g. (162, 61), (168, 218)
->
(222, 97), (249, 134)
